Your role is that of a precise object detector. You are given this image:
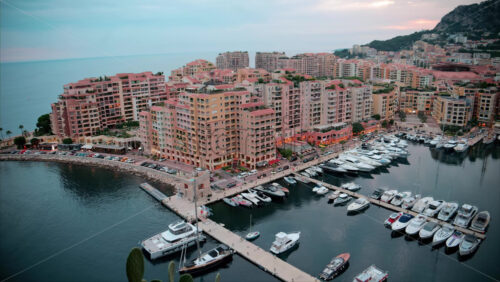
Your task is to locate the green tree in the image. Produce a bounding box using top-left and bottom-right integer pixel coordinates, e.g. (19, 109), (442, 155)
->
(352, 122), (364, 135)
(398, 110), (406, 122)
(6, 130), (12, 138)
(19, 124), (24, 136)
(35, 114), (52, 136)
(278, 148), (293, 159)
(179, 274), (194, 282)
(62, 138), (73, 144)
(126, 248), (144, 282)
(30, 137), (40, 148)
(389, 119), (394, 125)
(381, 120), (388, 128)
(168, 261), (175, 282)
(372, 114), (381, 120)
(14, 136), (26, 149)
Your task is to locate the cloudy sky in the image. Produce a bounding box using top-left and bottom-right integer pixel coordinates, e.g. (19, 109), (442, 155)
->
(0, 0), (480, 62)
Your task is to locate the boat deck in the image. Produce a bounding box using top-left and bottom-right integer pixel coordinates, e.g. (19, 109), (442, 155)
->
(294, 174), (487, 240)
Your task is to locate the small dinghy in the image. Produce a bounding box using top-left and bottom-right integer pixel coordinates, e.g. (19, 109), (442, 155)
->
(470, 211), (490, 233)
(333, 193), (352, 206)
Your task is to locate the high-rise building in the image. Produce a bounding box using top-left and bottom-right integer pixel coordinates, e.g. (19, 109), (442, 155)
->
(51, 72), (166, 138)
(277, 53), (335, 77)
(255, 52), (286, 72)
(216, 51), (249, 71)
(432, 95), (471, 127)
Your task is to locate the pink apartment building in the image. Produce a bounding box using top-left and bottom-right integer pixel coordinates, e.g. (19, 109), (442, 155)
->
(51, 72), (166, 138)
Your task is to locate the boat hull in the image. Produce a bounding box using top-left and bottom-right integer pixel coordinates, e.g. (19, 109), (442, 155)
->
(179, 253), (233, 275)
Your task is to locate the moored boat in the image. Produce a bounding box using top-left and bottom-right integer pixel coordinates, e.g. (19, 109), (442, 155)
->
(412, 197), (433, 213)
(437, 202), (458, 222)
(459, 234), (481, 256)
(453, 204), (478, 228)
(353, 265), (388, 282)
(380, 189), (397, 203)
(347, 198), (370, 213)
(446, 231), (464, 249)
(384, 212), (402, 228)
(470, 211), (490, 233)
(432, 224), (454, 247)
(334, 193), (352, 206)
(179, 244), (233, 275)
(284, 176), (297, 185)
(248, 188), (272, 203)
(319, 253), (350, 281)
(405, 214), (427, 235)
(270, 232), (300, 254)
(223, 197), (239, 207)
(371, 188), (385, 200)
(419, 221), (440, 240)
(391, 213), (414, 231)
(423, 200), (444, 217)
(341, 182), (361, 191)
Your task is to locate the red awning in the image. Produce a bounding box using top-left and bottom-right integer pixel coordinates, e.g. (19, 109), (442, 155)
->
(268, 159), (280, 165)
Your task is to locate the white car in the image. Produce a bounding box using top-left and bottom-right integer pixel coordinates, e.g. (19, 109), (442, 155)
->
(248, 169), (258, 175)
(238, 172), (248, 178)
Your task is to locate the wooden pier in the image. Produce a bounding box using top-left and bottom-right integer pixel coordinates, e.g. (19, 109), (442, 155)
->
(295, 174), (487, 240)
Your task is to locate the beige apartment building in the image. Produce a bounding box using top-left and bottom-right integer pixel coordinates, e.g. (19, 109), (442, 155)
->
(255, 51), (286, 72)
(216, 51), (249, 71)
(432, 95), (471, 127)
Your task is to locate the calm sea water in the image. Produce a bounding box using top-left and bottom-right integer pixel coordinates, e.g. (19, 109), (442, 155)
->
(210, 143), (500, 282)
(0, 162), (277, 282)
(0, 53), (217, 133)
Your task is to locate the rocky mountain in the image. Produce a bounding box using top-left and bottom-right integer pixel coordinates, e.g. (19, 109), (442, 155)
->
(364, 0), (500, 51)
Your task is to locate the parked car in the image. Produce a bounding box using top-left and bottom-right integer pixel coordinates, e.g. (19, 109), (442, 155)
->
(238, 172), (248, 178)
(283, 165), (289, 170)
(248, 169), (258, 175)
(226, 182), (236, 188)
(276, 167), (284, 172)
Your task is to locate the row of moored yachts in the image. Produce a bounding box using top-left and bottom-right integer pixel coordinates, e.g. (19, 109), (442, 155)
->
(398, 132), (471, 153)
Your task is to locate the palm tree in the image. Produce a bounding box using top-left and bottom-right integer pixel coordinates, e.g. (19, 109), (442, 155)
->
(0, 127), (3, 139)
(19, 125), (24, 136)
(6, 130), (12, 138)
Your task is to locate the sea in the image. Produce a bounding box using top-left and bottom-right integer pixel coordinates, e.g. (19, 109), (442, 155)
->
(0, 142), (499, 281)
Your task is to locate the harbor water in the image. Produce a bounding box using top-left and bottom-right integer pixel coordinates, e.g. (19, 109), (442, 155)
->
(0, 142), (498, 281)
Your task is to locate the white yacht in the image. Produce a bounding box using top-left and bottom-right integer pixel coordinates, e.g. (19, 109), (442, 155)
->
(380, 190), (398, 203)
(141, 221), (204, 260)
(453, 204), (478, 228)
(369, 154), (391, 165)
(443, 140), (458, 151)
(390, 192), (411, 207)
(459, 235), (481, 256)
(437, 202), (458, 222)
(432, 224), (455, 246)
(330, 159), (359, 173)
(320, 163), (348, 173)
(248, 188), (272, 203)
(412, 197), (433, 213)
(305, 168), (317, 177)
(347, 198), (370, 213)
(405, 214), (427, 236)
(429, 136), (442, 147)
(423, 200), (445, 217)
(446, 231), (464, 249)
(241, 192), (261, 206)
(270, 232), (300, 254)
(179, 244), (233, 275)
(294, 175), (311, 184)
(353, 265), (388, 282)
(311, 165), (324, 174)
(419, 221), (440, 240)
(341, 182), (361, 191)
(334, 193), (352, 205)
(454, 141), (469, 153)
(339, 155), (375, 172)
(283, 176), (297, 185)
(401, 194), (420, 210)
(347, 153), (382, 167)
(392, 213), (414, 231)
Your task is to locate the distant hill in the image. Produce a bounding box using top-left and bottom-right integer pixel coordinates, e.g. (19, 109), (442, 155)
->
(364, 0), (500, 51)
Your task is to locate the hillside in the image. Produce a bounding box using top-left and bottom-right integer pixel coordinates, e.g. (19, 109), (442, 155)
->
(364, 0), (500, 51)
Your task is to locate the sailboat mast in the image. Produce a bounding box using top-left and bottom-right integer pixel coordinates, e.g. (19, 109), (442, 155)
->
(193, 173), (202, 258)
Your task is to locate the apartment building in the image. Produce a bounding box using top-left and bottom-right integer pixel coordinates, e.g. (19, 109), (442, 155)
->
(277, 53), (335, 78)
(349, 83), (373, 122)
(216, 51), (249, 71)
(474, 89), (498, 126)
(169, 59), (216, 81)
(399, 90), (434, 114)
(236, 68), (271, 83)
(255, 52), (286, 72)
(432, 95), (471, 127)
(372, 89), (398, 120)
(51, 72), (166, 138)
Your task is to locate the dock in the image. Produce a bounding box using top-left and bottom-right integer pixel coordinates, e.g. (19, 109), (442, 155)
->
(141, 184), (319, 282)
(295, 175), (487, 240)
(139, 183), (168, 202)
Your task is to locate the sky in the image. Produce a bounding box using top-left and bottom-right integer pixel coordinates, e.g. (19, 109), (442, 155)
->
(0, 0), (481, 62)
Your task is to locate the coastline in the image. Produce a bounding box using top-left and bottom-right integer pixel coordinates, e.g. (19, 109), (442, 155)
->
(0, 154), (178, 189)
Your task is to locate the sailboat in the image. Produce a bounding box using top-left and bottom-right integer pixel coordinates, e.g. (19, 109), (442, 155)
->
(246, 214), (260, 240)
(178, 175), (234, 275)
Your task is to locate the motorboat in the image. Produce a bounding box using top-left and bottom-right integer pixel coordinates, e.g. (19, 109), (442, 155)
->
(401, 195), (420, 210)
(412, 197), (433, 213)
(179, 244), (233, 275)
(459, 234), (481, 256)
(284, 176), (297, 185)
(341, 182), (361, 191)
(315, 186), (329, 195)
(454, 142), (469, 153)
(328, 191), (341, 203)
(248, 188), (272, 203)
(470, 211), (490, 233)
(320, 163), (348, 173)
(234, 195), (253, 207)
(255, 185), (286, 199)
(311, 165), (324, 174)
(423, 200), (444, 217)
(305, 168), (318, 177)
(334, 193), (352, 206)
(246, 214), (260, 240)
(223, 197), (239, 207)
(446, 231), (464, 249)
(270, 232), (300, 254)
(347, 198), (370, 213)
(330, 159), (359, 173)
(141, 221), (205, 260)
(339, 155), (375, 172)
(380, 190), (398, 203)
(419, 221), (440, 240)
(368, 154), (391, 165)
(349, 154), (383, 167)
(353, 265), (388, 282)
(384, 212), (403, 228)
(437, 202), (459, 222)
(391, 213), (414, 231)
(371, 188), (385, 200)
(319, 253), (350, 281)
(443, 140), (458, 151)
(241, 192), (261, 206)
(271, 183), (288, 195)
(390, 192), (411, 207)
(453, 204), (478, 228)
(432, 224), (455, 247)
(405, 214), (427, 236)
(300, 171), (312, 178)
(294, 175), (311, 184)
(436, 142), (445, 149)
